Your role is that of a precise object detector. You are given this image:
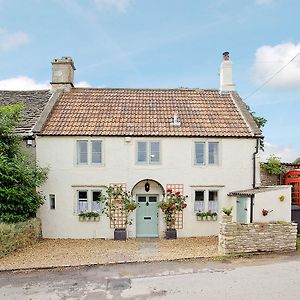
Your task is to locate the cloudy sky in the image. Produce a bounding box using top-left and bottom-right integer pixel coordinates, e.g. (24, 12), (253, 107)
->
(0, 0), (299, 162)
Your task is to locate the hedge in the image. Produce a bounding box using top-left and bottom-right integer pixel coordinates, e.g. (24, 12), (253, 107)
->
(0, 218), (42, 258)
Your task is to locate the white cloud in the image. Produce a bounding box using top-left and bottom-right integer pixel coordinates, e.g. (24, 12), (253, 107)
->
(94, 0), (130, 13)
(252, 42), (300, 88)
(260, 142), (299, 163)
(0, 28), (29, 52)
(256, 0), (273, 5)
(0, 76), (50, 90)
(0, 76), (91, 90)
(75, 81), (91, 87)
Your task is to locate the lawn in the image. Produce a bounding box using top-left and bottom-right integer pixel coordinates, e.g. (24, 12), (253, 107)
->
(297, 237), (300, 252)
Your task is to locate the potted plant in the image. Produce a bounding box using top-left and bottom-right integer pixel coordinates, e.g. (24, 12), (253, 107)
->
(211, 211), (218, 221)
(158, 188), (187, 239)
(221, 207), (233, 222)
(100, 185), (139, 240)
(196, 211), (207, 221)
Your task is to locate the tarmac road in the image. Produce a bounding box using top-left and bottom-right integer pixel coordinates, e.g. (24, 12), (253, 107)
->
(0, 253), (300, 299)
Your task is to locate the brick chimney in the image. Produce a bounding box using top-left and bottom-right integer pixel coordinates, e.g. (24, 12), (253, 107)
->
(220, 52), (235, 93)
(51, 57), (76, 92)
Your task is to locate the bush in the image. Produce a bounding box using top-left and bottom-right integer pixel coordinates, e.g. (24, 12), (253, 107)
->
(0, 104), (48, 223)
(261, 155), (285, 175)
(0, 218), (41, 257)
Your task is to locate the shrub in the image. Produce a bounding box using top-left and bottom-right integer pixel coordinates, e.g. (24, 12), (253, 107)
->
(0, 218), (41, 257)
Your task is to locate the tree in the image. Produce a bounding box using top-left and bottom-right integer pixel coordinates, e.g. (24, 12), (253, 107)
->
(246, 105), (267, 151)
(0, 104), (48, 223)
(261, 154), (285, 175)
(293, 157), (300, 164)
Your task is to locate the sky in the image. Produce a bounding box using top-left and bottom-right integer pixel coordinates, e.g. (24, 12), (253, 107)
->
(0, 0), (299, 162)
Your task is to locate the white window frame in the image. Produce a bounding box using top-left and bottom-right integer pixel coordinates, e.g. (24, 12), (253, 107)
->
(136, 140), (161, 164)
(193, 189), (219, 213)
(194, 141), (220, 166)
(75, 188), (103, 214)
(76, 139), (103, 166)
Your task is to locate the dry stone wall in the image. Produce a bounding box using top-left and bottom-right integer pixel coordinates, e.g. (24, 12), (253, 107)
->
(219, 222), (297, 255)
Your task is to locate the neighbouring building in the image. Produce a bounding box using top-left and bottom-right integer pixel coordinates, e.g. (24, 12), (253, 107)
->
(0, 90), (51, 157)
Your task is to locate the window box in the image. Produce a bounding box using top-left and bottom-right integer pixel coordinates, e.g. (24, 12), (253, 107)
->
(78, 211), (100, 221)
(196, 211), (218, 221)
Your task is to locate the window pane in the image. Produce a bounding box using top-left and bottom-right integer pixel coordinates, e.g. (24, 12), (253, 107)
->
(91, 141), (102, 163)
(49, 194), (55, 210)
(137, 142), (147, 162)
(78, 191), (88, 213)
(77, 141), (88, 164)
(78, 191), (87, 199)
(138, 196), (146, 202)
(195, 142), (205, 165)
(208, 191), (218, 212)
(92, 191), (101, 212)
(150, 142), (160, 162)
(194, 191), (204, 212)
(148, 196), (157, 202)
(208, 142), (219, 165)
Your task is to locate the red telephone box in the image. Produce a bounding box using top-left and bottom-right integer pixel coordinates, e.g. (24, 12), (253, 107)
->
(285, 169), (300, 206)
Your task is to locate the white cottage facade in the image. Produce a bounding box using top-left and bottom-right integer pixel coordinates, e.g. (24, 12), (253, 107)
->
(33, 54), (291, 239)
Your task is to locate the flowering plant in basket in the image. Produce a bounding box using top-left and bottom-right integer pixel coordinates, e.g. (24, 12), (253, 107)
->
(158, 189), (187, 229)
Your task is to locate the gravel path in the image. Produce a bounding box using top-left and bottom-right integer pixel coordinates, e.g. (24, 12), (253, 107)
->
(0, 236), (218, 271)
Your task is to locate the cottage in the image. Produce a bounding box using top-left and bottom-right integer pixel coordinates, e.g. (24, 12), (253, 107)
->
(29, 53), (291, 240)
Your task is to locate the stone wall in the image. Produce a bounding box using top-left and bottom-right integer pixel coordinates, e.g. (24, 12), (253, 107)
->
(219, 221), (297, 255)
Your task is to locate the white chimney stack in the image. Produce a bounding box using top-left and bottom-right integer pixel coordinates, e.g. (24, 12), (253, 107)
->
(51, 56), (76, 92)
(220, 51), (235, 93)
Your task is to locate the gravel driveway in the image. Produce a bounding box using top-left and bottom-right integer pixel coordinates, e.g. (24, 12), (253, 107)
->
(0, 236), (218, 271)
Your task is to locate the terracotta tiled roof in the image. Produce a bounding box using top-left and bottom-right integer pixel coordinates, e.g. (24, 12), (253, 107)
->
(40, 88), (261, 137)
(0, 90), (51, 135)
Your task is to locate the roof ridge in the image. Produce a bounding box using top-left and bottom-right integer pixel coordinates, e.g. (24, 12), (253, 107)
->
(72, 87), (220, 92)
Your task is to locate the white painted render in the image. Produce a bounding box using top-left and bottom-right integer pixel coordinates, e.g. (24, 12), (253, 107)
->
(253, 186), (292, 223)
(37, 136), (258, 239)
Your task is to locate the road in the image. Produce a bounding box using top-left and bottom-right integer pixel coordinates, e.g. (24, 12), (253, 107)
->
(0, 254), (300, 299)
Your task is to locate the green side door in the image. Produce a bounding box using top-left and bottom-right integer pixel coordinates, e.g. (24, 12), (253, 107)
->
(236, 197), (248, 223)
(136, 195), (158, 237)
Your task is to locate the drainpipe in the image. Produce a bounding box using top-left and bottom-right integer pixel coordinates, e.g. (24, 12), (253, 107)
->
(250, 138), (259, 223)
(253, 138), (260, 188)
(250, 195), (254, 223)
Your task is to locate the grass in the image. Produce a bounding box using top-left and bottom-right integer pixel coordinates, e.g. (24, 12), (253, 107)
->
(297, 237), (300, 252)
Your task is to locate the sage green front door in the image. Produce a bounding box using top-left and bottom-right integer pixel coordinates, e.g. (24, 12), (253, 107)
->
(136, 195), (158, 237)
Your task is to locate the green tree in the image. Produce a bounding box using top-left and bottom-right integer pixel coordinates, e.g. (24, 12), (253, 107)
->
(0, 104), (48, 223)
(246, 105), (267, 151)
(293, 157), (300, 164)
(261, 154), (285, 175)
